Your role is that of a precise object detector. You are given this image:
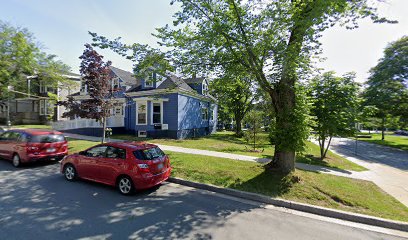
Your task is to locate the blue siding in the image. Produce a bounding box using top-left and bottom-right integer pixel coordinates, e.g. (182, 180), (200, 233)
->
(178, 94), (210, 130)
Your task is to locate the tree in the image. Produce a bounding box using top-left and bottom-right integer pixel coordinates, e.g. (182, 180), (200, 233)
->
(91, 1), (391, 173)
(244, 110), (263, 151)
(0, 21), (71, 102)
(363, 36), (408, 140)
(309, 72), (359, 159)
(211, 74), (255, 136)
(58, 44), (114, 143)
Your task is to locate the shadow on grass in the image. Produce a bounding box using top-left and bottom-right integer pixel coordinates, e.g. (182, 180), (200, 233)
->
(228, 167), (296, 198)
(296, 154), (352, 173)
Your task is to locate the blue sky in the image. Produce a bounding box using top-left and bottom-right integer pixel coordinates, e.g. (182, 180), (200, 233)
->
(2, 0), (407, 83)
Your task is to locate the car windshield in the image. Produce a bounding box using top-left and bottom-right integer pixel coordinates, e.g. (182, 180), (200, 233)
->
(133, 147), (165, 160)
(29, 134), (66, 143)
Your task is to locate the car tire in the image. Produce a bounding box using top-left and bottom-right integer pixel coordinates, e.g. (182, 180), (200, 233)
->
(12, 154), (21, 168)
(117, 176), (135, 195)
(64, 164), (77, 181)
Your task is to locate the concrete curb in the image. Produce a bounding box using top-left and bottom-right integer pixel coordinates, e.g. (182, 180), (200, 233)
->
(168, 177), (408, 232)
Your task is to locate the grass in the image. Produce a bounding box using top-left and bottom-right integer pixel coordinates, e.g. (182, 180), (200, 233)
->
(13, 124), (52, 129)
(66, 138), (98, 154)
(357, 133), (408, 151)
(114, 131), (367, 172)
(167, 151), (408, 222)
(65, 137), (408, 221)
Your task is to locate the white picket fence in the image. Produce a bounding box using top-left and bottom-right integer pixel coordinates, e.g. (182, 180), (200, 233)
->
(52, 116), (124, 130)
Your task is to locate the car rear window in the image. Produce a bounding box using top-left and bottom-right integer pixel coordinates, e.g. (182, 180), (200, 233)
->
(133, 147), (165, 160)
(29, 134), (66, 143)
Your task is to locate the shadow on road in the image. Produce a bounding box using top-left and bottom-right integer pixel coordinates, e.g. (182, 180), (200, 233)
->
(0, 160), (259, 239)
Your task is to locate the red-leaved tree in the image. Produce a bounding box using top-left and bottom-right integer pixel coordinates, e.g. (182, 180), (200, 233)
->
(59, 44), (114, 143)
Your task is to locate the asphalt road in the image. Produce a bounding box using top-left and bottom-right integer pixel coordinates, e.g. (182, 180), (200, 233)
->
(0, 160), (406, 240)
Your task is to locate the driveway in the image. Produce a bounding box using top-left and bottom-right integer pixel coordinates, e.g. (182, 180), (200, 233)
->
(0, 160), (406, 240)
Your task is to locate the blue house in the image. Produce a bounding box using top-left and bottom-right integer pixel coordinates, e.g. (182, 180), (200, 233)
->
(124, 72), (218, 139)
(55, 67), (218, 139)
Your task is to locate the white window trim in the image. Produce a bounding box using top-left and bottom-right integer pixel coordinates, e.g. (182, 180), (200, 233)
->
(201, 107), (208, 121)
(202, 80), (208, 96)
(151, 101), (163, 125)
(145, 73), (154, 88)
(136, 101), (148, 125)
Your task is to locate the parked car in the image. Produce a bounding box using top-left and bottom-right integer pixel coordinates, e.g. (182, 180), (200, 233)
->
(61, 142), (172, 195)
(0, 129), (68, 167)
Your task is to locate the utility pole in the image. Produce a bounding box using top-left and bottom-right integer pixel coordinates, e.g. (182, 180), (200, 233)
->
(6, 86), (13, 129)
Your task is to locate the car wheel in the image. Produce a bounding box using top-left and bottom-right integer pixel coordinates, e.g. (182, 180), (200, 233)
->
(12, 154), (21, 168)
(64, 164), (77, 181)
(117, 176), (134, 195)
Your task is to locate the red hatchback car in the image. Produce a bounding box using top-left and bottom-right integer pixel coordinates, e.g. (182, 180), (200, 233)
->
(61, 142), (172, 195)
(0, 129), (68, 167)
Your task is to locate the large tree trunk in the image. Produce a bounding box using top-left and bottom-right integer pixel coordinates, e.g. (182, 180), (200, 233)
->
(235, 116), (243, 136)
(269, 84), (296, 173)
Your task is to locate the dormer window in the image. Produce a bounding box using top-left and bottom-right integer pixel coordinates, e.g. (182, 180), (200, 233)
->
(145, 72), (155, 88)
(112, 78), (120, 90)
(202, 80), (208, 96)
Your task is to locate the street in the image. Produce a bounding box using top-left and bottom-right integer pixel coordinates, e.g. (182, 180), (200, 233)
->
(0, 160), (406, 240)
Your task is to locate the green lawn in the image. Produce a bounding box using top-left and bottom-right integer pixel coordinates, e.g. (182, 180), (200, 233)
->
(358, 133), (408, 151)
(167, 151), (408, 222)
(114, 131), (366, 172)
(13, 124), (52, 129)
(64, 138), (408, 222)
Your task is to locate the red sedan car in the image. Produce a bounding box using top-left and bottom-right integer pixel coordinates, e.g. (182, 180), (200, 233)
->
(61, 142), (172, 195)
(0, 129), (68, 167)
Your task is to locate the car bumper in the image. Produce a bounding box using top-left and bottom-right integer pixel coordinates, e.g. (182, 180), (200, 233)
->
(26, 152), (67, 162)
(136, 167), (172, 190)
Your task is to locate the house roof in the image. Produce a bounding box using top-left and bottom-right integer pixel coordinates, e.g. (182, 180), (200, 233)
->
(109, 66), (140, 86)
(157, 75), (195, 92)
(183, 77), (205, 85)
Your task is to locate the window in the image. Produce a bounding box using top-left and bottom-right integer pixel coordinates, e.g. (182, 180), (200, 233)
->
(112, 78), (120, 90)
(29, 134), (65, 143)
(133, 147), (165, 160)
(85, 146), (108, 158)
(39, 82), (47, 93)
(138, 130), (147, 138)
(80, 81), (87, 93)
(201, 107), (208, 120)
(106, 146), (126, 159)
(152, 102), (162, 124)
(40, 100), (45, 115)
(210, 105), (216, 121)
(40, 100), (53, 116)
(137, 102), (147, 125)
(202, 81), (208, 96)
(114, 106), (123, 115)
(145, 72), (154, 87)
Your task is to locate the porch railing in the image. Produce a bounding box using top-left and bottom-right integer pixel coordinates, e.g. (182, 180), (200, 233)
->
(52, 116), (124, 130)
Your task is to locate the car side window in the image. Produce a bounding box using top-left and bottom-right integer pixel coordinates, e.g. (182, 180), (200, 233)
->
(0, 132), (11, 140)
(85, 146), (108, 158)
(106, 146), (126, 159)
(18, 133), (28, 142)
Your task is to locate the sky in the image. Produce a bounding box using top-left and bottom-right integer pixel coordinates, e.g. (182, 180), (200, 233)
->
(1, 0), (407, 83)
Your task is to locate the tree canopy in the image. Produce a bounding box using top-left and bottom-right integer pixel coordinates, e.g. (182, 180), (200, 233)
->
(309, 71), (359, 159)
(363, 36), (408, 138)
(90, 0), (391, 173)
(0, 21), (71, 101)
